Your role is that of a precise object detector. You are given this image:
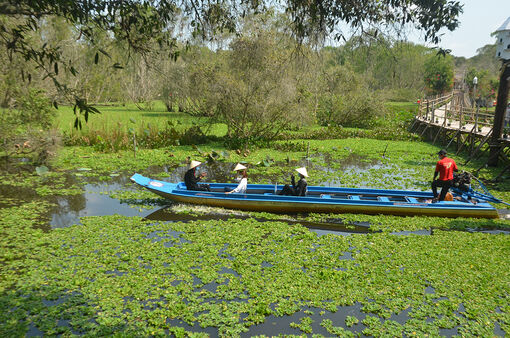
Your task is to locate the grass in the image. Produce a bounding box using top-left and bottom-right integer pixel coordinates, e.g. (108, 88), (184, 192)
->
(55, 101), (228, 137)
(54, 100), (421, 148)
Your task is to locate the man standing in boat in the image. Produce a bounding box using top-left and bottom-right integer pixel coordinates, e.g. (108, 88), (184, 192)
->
(431, 149), (458, 202)
(184, 160), (211, 191)
(278, 167), (308, 196)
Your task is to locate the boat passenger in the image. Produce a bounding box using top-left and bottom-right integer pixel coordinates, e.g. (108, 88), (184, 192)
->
(225, 163), (248, 194)
(431, 149), (458, 202)
(184, 160), (211, 191)
(278, 167), (308, 196)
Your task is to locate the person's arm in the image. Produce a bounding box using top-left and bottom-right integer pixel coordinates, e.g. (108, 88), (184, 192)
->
(191, 174), (201, 184)
(453, 161), (458, 172)
(433, 163), (439, 180)
(291, 174), (296, 189)
(186, 170), (206, 186)
(227, 178), (247, 194)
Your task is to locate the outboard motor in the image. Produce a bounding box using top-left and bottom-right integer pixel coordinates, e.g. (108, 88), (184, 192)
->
(452, 172), (471, 192)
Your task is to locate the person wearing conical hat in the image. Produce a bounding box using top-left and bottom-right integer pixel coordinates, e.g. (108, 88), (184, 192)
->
(225, 163), (248, 194)
(184, 160), (211, 191)
(278, 167), (308, 196)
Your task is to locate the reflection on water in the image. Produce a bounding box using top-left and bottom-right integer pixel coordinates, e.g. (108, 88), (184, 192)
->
(49, 182), (149, 227)
(144, 206), (372, 236)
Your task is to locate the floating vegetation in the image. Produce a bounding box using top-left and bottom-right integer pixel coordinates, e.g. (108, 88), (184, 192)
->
(0, 204), (508, 336)
(1, 136), (509, 336)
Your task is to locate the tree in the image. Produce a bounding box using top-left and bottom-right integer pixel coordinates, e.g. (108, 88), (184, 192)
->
(465, 67), (498, 104)
(314, 63), (385, 127)
(325, 34), (431, 100)
(424, 53), (454, 94)
(1, 0), (463, 127)
(169, 27), (309, 147)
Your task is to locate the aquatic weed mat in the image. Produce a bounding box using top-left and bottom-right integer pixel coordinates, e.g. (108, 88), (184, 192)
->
(144, 203), (510, 233)
(305, 213), (510, 232)
(1, 207), (508, 336)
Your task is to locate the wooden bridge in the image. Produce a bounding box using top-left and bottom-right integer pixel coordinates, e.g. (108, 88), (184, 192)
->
(411, 89), (510, 179)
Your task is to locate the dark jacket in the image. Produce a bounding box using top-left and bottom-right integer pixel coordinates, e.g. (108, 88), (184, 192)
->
(184, 168), (201, 190)
(292, 175), (307, 196)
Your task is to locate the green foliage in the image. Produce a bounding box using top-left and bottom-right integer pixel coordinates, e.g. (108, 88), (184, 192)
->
(327, 36), (430, 95)
(424, 54), (454, 94)
(465, 67), (498, 102)
(62, 118), (216, 151)
(315, 65), (386, 128)
(455, 44), (500, 76)
(167, 23), (309, 148)
(0, 0), (464, 131)
(0, 206), (508, 336)
(382, 87), (423, 102)
(1, 88), (55, 129)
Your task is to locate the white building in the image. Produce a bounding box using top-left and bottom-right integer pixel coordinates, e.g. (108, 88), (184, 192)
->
(495, 16), (510, 60)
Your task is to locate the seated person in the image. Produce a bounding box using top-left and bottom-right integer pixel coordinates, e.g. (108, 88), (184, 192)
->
(278, 167), (308, 196)
(184, 160), (210, 191)
(225, 163), (248, 194)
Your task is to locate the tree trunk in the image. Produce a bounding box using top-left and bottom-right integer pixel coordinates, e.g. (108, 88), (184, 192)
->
(488, 62), (510, 167)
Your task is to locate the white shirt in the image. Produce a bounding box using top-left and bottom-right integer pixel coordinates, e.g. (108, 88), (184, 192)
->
(231, 177), (247, 194)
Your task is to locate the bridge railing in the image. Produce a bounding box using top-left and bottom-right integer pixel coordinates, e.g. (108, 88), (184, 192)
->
(418, 92), (453, 121)
(446, 105), (494, 131)
(418, 91), (495, 132)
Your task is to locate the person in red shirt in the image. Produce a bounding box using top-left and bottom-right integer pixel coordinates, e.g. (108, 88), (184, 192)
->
(432, 149), (458, 202)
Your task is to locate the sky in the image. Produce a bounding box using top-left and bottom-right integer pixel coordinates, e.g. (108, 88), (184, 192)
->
(427, 0), (510, 58)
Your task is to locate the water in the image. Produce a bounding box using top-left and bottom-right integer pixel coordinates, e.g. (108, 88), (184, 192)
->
(1, 158), (508, 336)
(50, 182), (148, 227)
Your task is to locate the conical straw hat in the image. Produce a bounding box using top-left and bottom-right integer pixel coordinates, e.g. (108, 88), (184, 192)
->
(233, 163), (247, 171)
(295, 167), (308, 177)
(189, 160), (201, 169)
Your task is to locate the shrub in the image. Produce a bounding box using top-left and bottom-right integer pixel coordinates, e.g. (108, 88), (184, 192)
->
(16, 88), (54, 129)
(62, 121), (212, 152)
(317, 88), (386, 128)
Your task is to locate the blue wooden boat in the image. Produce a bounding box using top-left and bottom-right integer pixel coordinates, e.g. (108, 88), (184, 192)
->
(130, 173), (499, 219)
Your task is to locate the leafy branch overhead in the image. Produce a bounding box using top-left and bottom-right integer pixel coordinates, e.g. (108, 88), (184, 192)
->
(0, 0), (463, 128)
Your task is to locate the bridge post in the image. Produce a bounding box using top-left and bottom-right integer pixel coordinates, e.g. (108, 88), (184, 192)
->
(459, 102), (464, 130)
(488, 61), (510, 166)
(431, 100), (435, 123)
(443, 103), (448, 127)
(475, 105), (479, 133)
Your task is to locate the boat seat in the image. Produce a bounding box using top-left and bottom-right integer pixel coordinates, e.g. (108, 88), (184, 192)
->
(320, 194), (332, 199)
(406, 197), (419, 203)
(378, 197), (390, 202)
(349, 195), (361, 200)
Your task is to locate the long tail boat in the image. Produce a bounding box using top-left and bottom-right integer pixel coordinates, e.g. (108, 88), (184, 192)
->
(130, 173), (500, 219)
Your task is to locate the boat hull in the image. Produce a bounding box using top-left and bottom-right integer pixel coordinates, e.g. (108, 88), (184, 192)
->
(131, 174), (499, 219)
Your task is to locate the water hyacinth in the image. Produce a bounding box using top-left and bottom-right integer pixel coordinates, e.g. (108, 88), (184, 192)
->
(1, 202), (509, 336)
(0, 135), (509, 336)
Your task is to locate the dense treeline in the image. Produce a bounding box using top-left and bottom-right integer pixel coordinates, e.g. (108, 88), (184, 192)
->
(0, 8), (500, 152)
